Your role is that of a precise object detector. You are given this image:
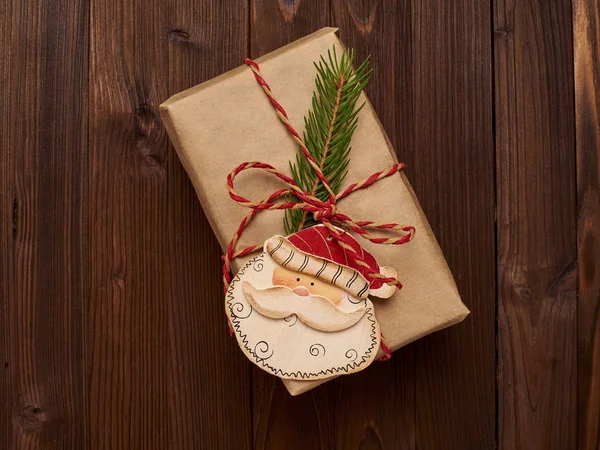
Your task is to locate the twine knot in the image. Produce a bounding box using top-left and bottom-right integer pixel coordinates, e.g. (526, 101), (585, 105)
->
(313, 203), (337, 221)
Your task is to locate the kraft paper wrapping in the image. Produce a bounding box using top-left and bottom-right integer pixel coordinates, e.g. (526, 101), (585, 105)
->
(160, 28), (469, 395)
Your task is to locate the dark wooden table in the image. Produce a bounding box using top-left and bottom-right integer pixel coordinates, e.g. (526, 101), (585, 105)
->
(1, 1), (598, 449)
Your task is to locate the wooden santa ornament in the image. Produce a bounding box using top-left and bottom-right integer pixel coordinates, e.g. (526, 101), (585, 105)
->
(226, 225), (396, 380)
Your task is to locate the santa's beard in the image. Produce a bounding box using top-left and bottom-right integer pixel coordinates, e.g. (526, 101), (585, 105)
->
(242, 281), (366, 332)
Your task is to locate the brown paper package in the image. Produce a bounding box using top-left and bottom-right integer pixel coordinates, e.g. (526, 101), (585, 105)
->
(160, 28), (469, 395)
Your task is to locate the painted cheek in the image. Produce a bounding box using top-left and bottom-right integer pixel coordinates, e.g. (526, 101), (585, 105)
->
(327, 289), (343, 305)
(272, 268), (299, 289)
(272, 275), (294, 289)
(309, 282), (343, 305)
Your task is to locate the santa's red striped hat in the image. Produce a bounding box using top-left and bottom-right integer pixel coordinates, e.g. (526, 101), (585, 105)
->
(264, 225), (397, 300)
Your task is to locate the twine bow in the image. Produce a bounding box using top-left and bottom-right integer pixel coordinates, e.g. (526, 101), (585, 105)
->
(222, 58), (415, 360)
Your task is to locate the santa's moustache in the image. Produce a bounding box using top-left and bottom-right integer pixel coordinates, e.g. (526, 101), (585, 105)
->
(242, 281), (366, 332)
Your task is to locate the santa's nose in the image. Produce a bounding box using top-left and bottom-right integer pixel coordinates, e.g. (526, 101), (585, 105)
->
(292, 286), (310, 296)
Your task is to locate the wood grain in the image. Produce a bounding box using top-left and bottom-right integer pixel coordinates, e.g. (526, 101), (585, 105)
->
(166, 1), (252, 448)
(88, 0), (171, 447)
(331, 1), (416, 448)
(411, 1), (496, 448)
(0, 0), (12, 445)
(1, 0), (90, 448)
(495, 0), (578, 448)
(574, 0), (600, 448)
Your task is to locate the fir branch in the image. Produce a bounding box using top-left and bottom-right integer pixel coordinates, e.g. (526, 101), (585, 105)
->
(284, 47), (371, 234)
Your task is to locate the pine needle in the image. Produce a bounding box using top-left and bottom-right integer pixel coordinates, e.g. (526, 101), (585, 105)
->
(284, 47), (371, 234)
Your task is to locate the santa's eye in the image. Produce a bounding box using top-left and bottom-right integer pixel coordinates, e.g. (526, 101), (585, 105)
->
(310, 282), (314, 286)
(296, 278), (300, 282)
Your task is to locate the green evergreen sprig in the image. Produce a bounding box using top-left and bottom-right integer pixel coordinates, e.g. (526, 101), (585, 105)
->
(284, 47), (371, 235)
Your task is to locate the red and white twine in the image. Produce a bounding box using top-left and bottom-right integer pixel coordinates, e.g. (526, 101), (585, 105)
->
(222, 58), (416, 361)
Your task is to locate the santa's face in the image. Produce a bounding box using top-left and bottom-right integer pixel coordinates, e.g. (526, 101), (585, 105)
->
(271, 266), (343, 305)
(225, 252), (380, 381)
(242, 281), (364, 332)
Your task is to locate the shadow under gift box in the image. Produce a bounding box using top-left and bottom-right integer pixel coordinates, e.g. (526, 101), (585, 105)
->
(160, 27), (469, 395)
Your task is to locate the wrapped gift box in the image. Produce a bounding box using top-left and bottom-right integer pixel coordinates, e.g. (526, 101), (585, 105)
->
(160, 27), (469, 395)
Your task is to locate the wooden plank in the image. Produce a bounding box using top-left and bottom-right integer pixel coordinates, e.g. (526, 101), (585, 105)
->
(88, 0), (171, 447)
(0, 0), (13, 445)
(410, 2), (496, 448)
(166, 1), (252, 448)
(1, 0), (89, 448)
(494, 0), (578, 448)
(250, 2), (334, 448)
(330, 1), (416, 448)
(574, 0), (600, 448)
